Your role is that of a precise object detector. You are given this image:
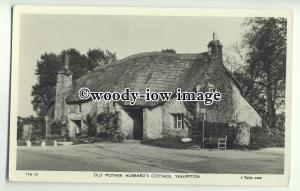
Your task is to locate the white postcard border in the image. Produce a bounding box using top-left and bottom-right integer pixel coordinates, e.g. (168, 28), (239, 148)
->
(9, 5), (293, 186)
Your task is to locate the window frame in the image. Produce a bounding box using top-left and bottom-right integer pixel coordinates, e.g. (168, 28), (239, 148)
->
(174, 114), (184, 129)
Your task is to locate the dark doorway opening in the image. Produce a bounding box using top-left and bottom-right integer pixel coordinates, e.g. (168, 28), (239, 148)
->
(72, 120), (82, 137)
(126, 108), (143, 140)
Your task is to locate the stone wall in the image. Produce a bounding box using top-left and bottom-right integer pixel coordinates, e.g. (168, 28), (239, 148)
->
(162, 99), (189, 138)
(143, 107), (163, 139)
(67, 101), (94, 137)
(67, 101), (134, 138)
(236, 122), (251, 145)
(115, 104), (134, 139)
(202, 55), (234, 123)
(68, 120), (79, 137)
(45, 104), (54, 137)
(54, 71), (73, 124)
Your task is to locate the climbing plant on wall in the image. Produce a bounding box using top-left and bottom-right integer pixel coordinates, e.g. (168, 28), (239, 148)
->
(96, 112), (120, 137)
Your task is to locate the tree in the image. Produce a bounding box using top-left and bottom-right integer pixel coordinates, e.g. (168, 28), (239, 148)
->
(231, 17), (287, 130)
(30, 117), (46, 143)
(61, 49), (89, 80)
(87, 49), (116, 68)
(223, 42), (247, 73)
(31, 53), (61, 116)
(31, 48), (116, 116)
(161, 49), (176, 53)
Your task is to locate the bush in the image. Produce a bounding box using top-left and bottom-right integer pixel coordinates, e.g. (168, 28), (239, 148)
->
(51, 122), (62, 137)
(250, 126), (285, 148)
(45, 139), (54, 146)
(113, 131), (125, 142)
(96, 112), (121, 140)
(86, 114), (97, 137)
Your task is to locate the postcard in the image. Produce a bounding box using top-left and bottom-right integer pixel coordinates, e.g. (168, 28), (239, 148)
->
(9, 5), (292, 186)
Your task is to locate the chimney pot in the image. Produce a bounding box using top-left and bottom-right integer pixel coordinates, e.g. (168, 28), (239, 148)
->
(213, 33), (217, 41)
(208, 33), (223, 57)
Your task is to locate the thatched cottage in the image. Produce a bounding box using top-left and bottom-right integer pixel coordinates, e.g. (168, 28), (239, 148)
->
(45, 35), (261, 145)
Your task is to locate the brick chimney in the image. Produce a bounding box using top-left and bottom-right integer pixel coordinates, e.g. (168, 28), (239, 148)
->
(208, 33), (223, 58)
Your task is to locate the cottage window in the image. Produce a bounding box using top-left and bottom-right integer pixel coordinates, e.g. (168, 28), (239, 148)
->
(174, 114), (184, 129)
(78, 103), (82, 113)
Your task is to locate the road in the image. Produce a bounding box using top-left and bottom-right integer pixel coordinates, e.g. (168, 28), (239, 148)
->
(17, 143), (284, 174)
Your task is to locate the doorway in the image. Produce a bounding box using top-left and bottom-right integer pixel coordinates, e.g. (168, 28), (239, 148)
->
(72, 120), (82, 136)
(126, 108), (143, 140)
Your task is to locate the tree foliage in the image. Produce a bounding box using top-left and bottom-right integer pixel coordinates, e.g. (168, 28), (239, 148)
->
(233, 17), (287, 130)
(161, 49), (176, 53)
(96, 112), (120, 137)
(31, 48), (116, 116)
(50, 121), (63, 137)
(30, 117), (46, 143)
(31, 53), (61, 116)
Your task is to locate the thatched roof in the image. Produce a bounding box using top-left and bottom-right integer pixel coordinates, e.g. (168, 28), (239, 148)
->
(66, 51), (211, 107)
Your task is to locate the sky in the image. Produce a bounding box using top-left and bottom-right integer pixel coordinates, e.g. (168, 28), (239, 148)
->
(18, 14), (245, 117)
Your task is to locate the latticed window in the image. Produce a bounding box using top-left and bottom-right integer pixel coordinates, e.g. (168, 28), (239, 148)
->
(174, 114), (184, 129)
